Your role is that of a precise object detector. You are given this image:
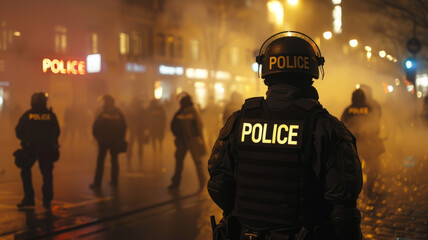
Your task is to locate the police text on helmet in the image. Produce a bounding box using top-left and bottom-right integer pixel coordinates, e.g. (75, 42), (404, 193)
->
(269, 56), (310, 71)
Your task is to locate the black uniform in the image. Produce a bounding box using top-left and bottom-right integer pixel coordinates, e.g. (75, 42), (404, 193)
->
(208, 85), (363, 240)
(341, 90), (383, 196)
(169, 96), (206, 190)
(92, 104), (127, 188)
(126, 99), (147, 169)
(15, 107), (60, 207)
(147, 99), (167, 157)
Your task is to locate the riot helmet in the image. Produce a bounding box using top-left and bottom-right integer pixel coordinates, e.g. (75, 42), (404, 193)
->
(256, 31), (325, 80)
(31, 92), (48, 109)
(352, 89), (366, 106)
(101, 94), (115, 107)
(177, 92), (193, 108)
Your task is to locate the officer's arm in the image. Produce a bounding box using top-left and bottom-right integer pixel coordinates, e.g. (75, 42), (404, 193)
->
(207, 111), (240, 216)
(340, 108), (348, 124)
(119, 112), (127, 139)
(15, 113), (27, 140)
(51, 112), (61, 139)
(92, 114), (102, 140)
(314, 116), (362, 240)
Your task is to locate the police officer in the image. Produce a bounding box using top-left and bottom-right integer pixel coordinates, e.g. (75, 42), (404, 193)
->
(341, 88), (384, 197)
(202, 95), (223, 148)
(126, 97), (146, 171)
(146, 98), (167, 170)
(15, 92), (60, 209)
(223, 91), (244, 124)
(90, 95), (127, 190)
(208, 31), (363, 240)
(421, 96), (428, 127)
(168, 93), (206, 191)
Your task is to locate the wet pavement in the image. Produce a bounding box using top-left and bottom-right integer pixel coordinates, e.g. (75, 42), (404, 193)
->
(0, 123), (427, 239)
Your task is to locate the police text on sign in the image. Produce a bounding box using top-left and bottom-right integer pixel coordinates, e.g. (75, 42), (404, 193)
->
(42, 58), (86, 75)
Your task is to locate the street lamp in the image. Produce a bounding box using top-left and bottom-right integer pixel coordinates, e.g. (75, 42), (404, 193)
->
(349, 39), (358, 48)
(323, 31), (332, 40)
(379, 50), (386, 58)
(364, 46), (371, 52)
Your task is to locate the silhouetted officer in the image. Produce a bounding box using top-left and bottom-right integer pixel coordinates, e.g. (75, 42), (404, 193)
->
(223, 91), (243, 124)
(90, 95), (127, 189)
(168, 93), (206, 191)
(341, 88), (384, 197)
(202, 95), (222, 148)
(208, 31), (362, 240)
(15, 92), (60, 210)
(422, 96), (428, 127)
(147, 99), (167, 171)
(126, 97), (146, 171)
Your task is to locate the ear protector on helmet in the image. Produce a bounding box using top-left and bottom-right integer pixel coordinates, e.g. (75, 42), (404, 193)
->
(255, 31), (325, 80)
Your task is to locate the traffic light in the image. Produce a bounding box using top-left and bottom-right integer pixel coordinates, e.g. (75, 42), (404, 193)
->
(404, 57), (417, 84)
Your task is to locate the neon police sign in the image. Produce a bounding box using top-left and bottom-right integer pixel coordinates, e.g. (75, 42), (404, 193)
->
(42, 58), (86, 75)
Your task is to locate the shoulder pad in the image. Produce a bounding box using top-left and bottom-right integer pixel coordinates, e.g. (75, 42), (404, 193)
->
(324, 113), (355, 143)
(219, 110), (241, 139)
(242, 97), (264, 110)
(293, 99), (323, 112)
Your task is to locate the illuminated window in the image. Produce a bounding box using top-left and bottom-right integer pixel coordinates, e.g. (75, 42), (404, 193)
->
(190, 39), (199, 61)
(87, 33), (98, 54)
(91, 33), (98, 53)
(120, 32), (129, 55)
(231, 47), (239, 66)
(54, 26), (67, 53)
(154, 81), (163, 100)
(156, 34), (166, 57)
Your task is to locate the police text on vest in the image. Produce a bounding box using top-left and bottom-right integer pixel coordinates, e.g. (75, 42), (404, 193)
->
(241, 122), (300, 145)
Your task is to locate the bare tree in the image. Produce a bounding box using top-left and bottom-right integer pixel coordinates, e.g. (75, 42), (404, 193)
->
(359, 0), (428, 64)
(160, 0), (256, 93)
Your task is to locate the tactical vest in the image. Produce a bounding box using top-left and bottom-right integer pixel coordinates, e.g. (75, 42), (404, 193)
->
(232, 97), (318, 228)
(24, 109), (57, 145)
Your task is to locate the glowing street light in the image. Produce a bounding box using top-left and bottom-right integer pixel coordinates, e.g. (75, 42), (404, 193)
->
(288, 0), (298, 6)
(323, 31), (332, 40)
(405, 59), (413, 69)
(349, 39), (358, 48)
(364, 46), (371, 52)
(267, 0), (284, 27)
(379, 50), (386, 58)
